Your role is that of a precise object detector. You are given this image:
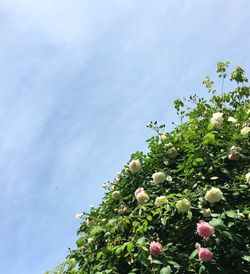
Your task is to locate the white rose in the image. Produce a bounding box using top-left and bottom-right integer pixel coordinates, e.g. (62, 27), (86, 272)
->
(152, 172), (166, 184)
(87, 237), (94, 244)
(205, 187), (223, 203)
(176, 198), (191, 213)
(227, 117), (237, 123)
(166, 147), (178, 158)
(129, 159), (142, 174)
(136, 191), (149, 204)
(246, 172), (250, 184)
(155, 196), (168, 207)
(240, 126), (250, 136)
(112, 191), (121, 200)
(210, 112), (224, 127)
(160, 134), (167, 142)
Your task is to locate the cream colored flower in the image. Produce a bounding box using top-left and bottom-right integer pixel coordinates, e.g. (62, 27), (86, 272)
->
(136, 191), (149, 204)
(246, 172), (250, 184)
(152, 172), (166, 184)
(160, 134), (167, 142)
(227, 116), (237, 123)
(155, 196), (168, 207)
(205, 187), (223, 203)
(112, 191), (121, 200)
(176, 198), (191, 213)
(87, 237), (94, 244)
(240, 126), (250, 136)
(210, 112), (224, 127)
(129, 159), (142, 173)
(165, 146), (178, 158)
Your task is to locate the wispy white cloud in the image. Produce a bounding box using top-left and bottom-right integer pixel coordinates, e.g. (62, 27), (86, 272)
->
(0, 1), (250, 273)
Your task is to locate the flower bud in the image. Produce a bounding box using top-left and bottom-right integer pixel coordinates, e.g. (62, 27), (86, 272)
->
(112, 191), (121, 200)
(202, 208), (212, 217)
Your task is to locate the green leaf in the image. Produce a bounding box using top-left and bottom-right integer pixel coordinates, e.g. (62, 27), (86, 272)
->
(207, 123), (215, 131)
(225, 210), (237, 218)
(76, 237), (84, 247)
(160, 266), (172, 274)
(189, 249), (198, 260)
(242, 255), (250, 262)
(209, 218), (227, 230)
(152, 259), (163, 264)
(203, 133), (215, 144)
(127, 242), (134, 252)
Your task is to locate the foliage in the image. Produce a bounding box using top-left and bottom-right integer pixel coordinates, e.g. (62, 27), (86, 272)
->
(46, 62), (250, 274)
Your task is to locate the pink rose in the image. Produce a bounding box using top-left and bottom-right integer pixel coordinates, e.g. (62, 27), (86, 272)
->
(149, 241), (164, 256)
(197, 221), (214, 238)
(198, 247), (213, 262)
(134, 187), (145, 197)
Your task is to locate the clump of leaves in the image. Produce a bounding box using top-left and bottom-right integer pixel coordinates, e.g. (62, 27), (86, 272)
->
(46, 62), (250, 274)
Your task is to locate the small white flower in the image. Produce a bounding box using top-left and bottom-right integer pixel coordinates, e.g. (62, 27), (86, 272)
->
(129, 159), (142, 174)
(245, 172), (250, 184)
(160, 134), (167, 142)
(210, 112), (224, 127)
(75, 213), (83, 220)
(205, 187), (223, 203)
(116, 172), (122, 180)
(152, 172), (166, 184)
(227, 117), (237, 123)
(241, 126), (250, 136)
(87, 237), (94, 244)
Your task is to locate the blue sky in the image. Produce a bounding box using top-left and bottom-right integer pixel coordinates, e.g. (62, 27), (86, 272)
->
(0, 1), (250, 273)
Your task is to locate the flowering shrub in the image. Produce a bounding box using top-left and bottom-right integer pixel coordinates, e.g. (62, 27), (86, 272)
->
(47, 62), (250, 274)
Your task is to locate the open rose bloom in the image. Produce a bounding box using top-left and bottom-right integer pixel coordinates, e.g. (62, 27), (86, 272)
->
(149, 241), (164, 256)
(198, 247), (213, 262)
(197, 221), (214, 238)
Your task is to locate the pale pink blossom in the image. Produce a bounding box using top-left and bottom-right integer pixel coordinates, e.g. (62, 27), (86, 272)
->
(198, 247), (213, 262)
(149, 241), (164, 256)
(197, 221), (214, 238)
(134, 187), (145, 197)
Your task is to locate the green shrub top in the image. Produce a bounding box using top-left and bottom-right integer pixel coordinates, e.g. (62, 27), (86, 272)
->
(47, 62), (250, 274)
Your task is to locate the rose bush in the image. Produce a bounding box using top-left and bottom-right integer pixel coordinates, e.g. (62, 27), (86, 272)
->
(47, 62), (250, 274)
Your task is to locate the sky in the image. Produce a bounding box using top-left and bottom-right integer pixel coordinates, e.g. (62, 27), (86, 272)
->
(0, 1), (250, 273)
